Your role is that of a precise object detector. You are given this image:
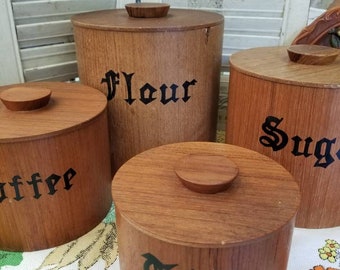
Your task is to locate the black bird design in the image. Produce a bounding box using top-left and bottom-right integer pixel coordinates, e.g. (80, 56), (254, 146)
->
(142, 253), (178, 270)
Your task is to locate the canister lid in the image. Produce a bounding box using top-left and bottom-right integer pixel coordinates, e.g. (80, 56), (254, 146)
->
(0, 82), (107, 142)
(229, 46), (340, 88)
(71, 8), (224, 32)
(112, 142), (300, 248)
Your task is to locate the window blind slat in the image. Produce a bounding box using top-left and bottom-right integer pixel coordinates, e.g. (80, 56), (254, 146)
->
(11, 0), (117, 82)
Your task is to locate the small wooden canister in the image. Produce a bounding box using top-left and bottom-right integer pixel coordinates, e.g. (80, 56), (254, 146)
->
(0, 82), (112, 251)
(112, 142), (300, 269)
(72, 5), (224, 173)
(226, 45), (340, 228)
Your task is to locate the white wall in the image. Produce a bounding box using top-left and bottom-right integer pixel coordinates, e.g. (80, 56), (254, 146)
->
(0, 0), (24, 86)
(281, 0), (312, 45)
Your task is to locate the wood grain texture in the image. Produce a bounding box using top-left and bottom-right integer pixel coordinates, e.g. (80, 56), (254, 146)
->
(0, 82), (112, 251)
(112, 142), (300, 269)
(175, 154), (238, 194)
(0, 82), (108, 142)
(287, 44), (340, 65)
(226, 46), (340, 228)
(125, 3), (170, 18)
(72, 9), (224, 173)
(291, 7), (340, 47)
(72, 9), (224, 31)
(0, 87), (51, 111)
(227, 46), (340, 88)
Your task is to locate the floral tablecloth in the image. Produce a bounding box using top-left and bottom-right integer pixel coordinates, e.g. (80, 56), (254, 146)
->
(0, 204), (339, 270)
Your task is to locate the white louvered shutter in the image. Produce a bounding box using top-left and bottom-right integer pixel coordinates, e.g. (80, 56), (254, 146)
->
(11, 0), (116, 82)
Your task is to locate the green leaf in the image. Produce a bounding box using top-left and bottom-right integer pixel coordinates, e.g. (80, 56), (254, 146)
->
(0, 251), (23, 267)
(103, 204), (115, 224)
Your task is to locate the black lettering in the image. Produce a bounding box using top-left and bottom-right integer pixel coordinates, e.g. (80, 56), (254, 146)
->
(9, 175), (24, 201)
(122, 72), (136, 105)
(336, 148), (340, 160)
(45, 174), (61, 195)
(140, 83), (157, 105)
(27, 173), (42, 199)
(63, 168), (76, 190)
(259, 116), (289, 151)
(0, 183), (7, 203)
(291, 136), (313, 157)
(182, 79), (197, 102)
(101, 70), (119, 101)
(160, 84), (179, 105)
(314, 138), (336, 168)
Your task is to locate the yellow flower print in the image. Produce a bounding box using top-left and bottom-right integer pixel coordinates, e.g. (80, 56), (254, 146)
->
(312, 265), (340, 270)
(326, 240), (340, 251)
(319, 247), (337, 263)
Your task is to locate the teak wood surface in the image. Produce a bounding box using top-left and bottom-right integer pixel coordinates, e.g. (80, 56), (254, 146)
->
(72, 9), (224, 174)
(226, 46), (340, 228)
(287, 44), (340, 65)
(125, 3), (170, 18)
(0, 82), (112, 251)
(0, 86), (51, 111)
(175, 153), (239, 194)
(112, 142), (300, 269)
(291, 7), (340, 47)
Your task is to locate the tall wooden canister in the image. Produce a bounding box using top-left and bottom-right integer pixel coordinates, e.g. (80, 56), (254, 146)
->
(112, 142), (300, 269)
(72, 5), (224, 173)
(0, 82), (112, 251)
(225, 45), (340, 228)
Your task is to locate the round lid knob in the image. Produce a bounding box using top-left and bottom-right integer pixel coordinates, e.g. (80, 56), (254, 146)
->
(0, 87), (51, 111)
(125, 3), (170, 18)
(287, 44), (340, 65)
(175, 154), (239, 194)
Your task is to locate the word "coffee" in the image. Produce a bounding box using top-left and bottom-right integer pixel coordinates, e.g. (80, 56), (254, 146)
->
(0, 168), (77, 203)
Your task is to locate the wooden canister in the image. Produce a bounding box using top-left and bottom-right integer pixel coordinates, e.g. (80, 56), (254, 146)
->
(72, 6), (224, 173)
(112, 142), (300, 269)
(226, 45), (340, 228)
(0, 82), (112, 251)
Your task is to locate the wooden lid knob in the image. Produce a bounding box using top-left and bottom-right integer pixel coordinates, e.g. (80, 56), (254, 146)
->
(0, 86), (51, 111)
(125, 3), (170, 18)
(287, 44), (340, 65)
(175, 154), (239, 194)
